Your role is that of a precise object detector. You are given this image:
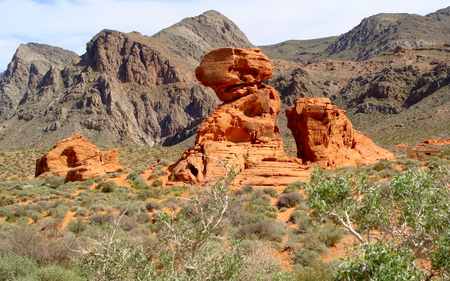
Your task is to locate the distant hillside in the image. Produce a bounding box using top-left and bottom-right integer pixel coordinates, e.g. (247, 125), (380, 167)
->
(0, 11), (252, 149)
(1, 8), (450, 149)
(260, 6), (450, 62)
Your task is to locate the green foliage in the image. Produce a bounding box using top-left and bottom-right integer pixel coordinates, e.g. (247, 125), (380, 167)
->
(151, 179), (163, 187)
(97, 181), (117, 193)
(263, 187), (278, 197)
(283, 180), (307, 193)
(80, 238), (153, 281)
(336, 242), (424, 281)
(0, 253), (38, 281)
(236, 219), (284, 242)
(31, 265), (84, 281)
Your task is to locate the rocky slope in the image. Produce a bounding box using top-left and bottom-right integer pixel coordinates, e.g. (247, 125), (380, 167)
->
(1, 8), (450, 149)
(260, 6), (450, 62)
(0, 11), (252, 148)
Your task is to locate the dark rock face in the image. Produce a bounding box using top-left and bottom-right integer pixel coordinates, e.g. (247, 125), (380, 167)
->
(0, 11), (253, 149)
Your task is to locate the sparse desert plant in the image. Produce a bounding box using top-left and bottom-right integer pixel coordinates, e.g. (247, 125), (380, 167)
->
(97, 180), (117, 193)
(236, 219), (284, 242)
(263, 187), (278, 197)
(283, 181), (307, 193)
(276, 192), (302, 209)
(145, 200), (162, 212)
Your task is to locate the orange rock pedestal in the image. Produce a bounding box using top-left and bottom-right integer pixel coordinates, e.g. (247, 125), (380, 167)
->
(286, 97), (395, 169)
(171, 47), (310, 186)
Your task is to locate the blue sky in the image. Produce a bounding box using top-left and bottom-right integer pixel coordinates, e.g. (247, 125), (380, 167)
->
(0, 0), (449, 72)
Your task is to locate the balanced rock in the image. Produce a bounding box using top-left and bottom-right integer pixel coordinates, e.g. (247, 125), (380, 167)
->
(195, 47), (274, 102)
(35, 134), (123, 182)
(286, 97), (395, 168)
(171, 47), (310, 185)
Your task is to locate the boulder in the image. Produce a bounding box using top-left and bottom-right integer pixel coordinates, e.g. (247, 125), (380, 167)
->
(286, 97), (395, 168)
(35, 134), (123, 182)
(195, 47), (274, 101)
(64, 149), (123, 182)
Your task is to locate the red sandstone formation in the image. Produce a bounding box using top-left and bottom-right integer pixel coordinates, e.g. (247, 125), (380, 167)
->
(286, 97), (395, 169)
(415, 138), (450, 147)
(195, 48), (274, 102)
(171, 47), (310, 185)
(35, 134), (123, 182)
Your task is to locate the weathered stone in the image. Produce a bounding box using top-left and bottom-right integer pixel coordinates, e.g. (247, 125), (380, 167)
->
(35, 134), (123, 182)
(195, 47), (274, 101)
(171, 47), (309, 185)
(286, 97), (395, 168)
(64, 149), (123, 183)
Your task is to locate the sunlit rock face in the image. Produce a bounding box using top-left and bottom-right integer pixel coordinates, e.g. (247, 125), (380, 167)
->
(172, 48), (309, 186)
(286, 97), (395, 169)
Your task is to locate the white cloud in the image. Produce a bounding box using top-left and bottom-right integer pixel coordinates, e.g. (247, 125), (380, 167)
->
(0, 0), (449, 71)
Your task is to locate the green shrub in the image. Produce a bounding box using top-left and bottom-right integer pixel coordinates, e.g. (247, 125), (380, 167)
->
(292, 248), (320, 267)
(31, 265), (84, 281)
(67, 217), (88, 234)
(148, 168), (167, 180)
(97, 181), (117, 193)
(145, 200), (162, 211)
(337, 242), (424, 281)
(0, 253), (38, 281)
(151, 179), (163, 187)
(284, 181), (307, 193)
(316, 222), (343, 247)
(263, 188), (278, 197)
(44, 177), (65, 189)
(75, 207), (89, 217)
(236, 219), (284, 242)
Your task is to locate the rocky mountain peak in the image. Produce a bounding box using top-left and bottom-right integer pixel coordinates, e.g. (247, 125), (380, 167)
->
(153, 10), (254, 66)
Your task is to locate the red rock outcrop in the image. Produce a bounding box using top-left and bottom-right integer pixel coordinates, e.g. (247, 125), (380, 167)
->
(35, 134), (123, 182)
(286, 97), (395, 168)
(415, 138), (450, 147)
(171, 47), (310, 185)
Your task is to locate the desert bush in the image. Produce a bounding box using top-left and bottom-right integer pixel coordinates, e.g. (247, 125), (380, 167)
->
(136, 212), (152, 224)
(120, 202), (140, 217)
(292, 248), (320, 267)
(236, 219), (284, 242)
(151, 179), (163, 187)
(283, 180), (307, 193)
(316, 222), (344, 247)
(89, 204), (106, 213)
(276, 192), (302, 209)
(31, 265), (84, 281)
(97, 180), (117, 193)
(161, 196), (181, 210)
(336, 242), (424, 281)
(371, 159), (395, 172)
(0, 253), (38, 281)
(263, 187), (278, 197)
(44, 176), (65, 189)
(75, 207), (89, 217)
(289, 209), (313, 233)
(145, 200), (162, 211)
(148, 168), (167, 180)
(80, 238), (153, 281)
(67, 217), (88, 234)
(158, 159), (172, 166)
(25, 210), (41, 223)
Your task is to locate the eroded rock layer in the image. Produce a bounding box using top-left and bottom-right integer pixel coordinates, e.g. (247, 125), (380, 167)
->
(171, 47), (309, 185)
(35, 134), (123, 182)
(286, 97), (395, 168)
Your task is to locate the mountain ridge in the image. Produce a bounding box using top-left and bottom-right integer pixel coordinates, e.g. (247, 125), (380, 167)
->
(0, 8), (449, 149)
